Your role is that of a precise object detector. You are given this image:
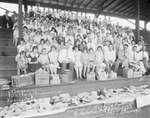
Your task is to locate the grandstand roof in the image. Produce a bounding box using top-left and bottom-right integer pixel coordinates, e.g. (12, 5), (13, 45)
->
(2, 0), (150, 21)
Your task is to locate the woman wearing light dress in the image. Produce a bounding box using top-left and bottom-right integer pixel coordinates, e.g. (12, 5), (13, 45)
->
(48, 46), (59, 74)
(73, 46), (83, 79)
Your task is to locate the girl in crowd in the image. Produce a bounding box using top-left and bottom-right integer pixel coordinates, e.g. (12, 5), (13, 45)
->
(38, 48), (49, 72)
(58, 40), (65, 52)
(74, 46), (83, 80)
(87, 48), (95, 73)
(17, 38), (26, 53)
(95, 46), (106, 73)
(28, 46), (42, 72)
(79, 41), (88, 52)
(44, 39), (51, 53)
(13, 25), (19, 46)
(48, 46), (59, 74)
(16, 51), (28, 75)
(25, 38), (36, 56)
(81, 48), (89, 77)
(38, 39), (45, 53)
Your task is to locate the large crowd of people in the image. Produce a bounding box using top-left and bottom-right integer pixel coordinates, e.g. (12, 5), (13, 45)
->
(3, 3), (149, 79)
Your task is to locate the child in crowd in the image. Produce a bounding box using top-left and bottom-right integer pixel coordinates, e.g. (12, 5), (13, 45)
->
(17, 38), (26, 53)
(38, 48), (49, 72)
(44, 39), (51, 53)
(81, 48), (89, 77)
(48, 46), (59, 74)
(87, 48), (95, 73)
(13, 25), (19, 46)
(16, 51), (28, 75)
(38, 39), (45, 53)
(74, 46), (83, 80)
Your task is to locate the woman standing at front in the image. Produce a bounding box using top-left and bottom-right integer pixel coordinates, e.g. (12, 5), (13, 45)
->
(73, 46), (83, 80)
(48, 46), (59, 74)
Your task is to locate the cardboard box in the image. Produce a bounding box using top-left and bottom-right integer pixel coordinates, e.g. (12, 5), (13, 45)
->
(87, 72), (95, 81)
(50, 79), (60, 85)
(35, 72), (49, 85)
(123, 68), (134, 78)
(97, 72), (108, 81)
(0, 78), (10, 85)
(50, 74), (60, 80)
(60, 74), (70, 83)
(133, 71), (142, 78)
(11, 73), (35, 87)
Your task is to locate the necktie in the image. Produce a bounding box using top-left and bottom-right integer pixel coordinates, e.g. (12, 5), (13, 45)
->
(133, 52), (136, 61)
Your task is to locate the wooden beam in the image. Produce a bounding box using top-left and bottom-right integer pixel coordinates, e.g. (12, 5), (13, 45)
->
(113, 0), (130, 13)
(109, 0), (125, 11)
(119, 1), (134, 14)
(85, 0), (93, 9)
(135, 0), (140, 42)
(18, 0), (23, 39)
(97, 0), (116, 15)
(65, 0), (69, 5)
(79, 0), (85, 8)
(71, 0), (77, 7)
(92, 0), (103, 9)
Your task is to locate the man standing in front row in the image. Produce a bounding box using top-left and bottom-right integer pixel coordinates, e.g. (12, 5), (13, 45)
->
(114, 44), (130, 73)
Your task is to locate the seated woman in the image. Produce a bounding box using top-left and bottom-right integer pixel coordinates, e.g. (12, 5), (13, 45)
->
(28, 46), (42, 72)
(81, 48), (89, 77)
(129, 46), (146, 74)
(73, 46), (83, 80)
(16, 51), (28, 75)
(95, 46), (106, 73)
(79, 41), (88, 52)
(87, 48), (95, 73)
(44, 39), (51, 53)
(48, 46), (59, 74)
(38, 39), (45, 53)
(17, 38), (26, 53)
(38, 48), (49, 72)
(58, 40), (65, 52)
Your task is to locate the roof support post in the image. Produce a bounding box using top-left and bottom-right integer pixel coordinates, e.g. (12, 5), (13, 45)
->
(24, 0), (28, 16)
(135, 0), (140, 42)
(18, 0), (23, 39)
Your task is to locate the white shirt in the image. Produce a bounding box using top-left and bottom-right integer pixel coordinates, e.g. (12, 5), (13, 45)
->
(129, 51), (140, 62)
(139, 51), (149, 61)
(48, 51), (59, 63)
(58, 49), (75, 63)
(87, 42), (96, 51)
(17, 44), (26, 53)
(38, 54), (49, 65)
(104, 50), (116, 62)
(65, 36), (74, 45)
(74, 51), (82, 66)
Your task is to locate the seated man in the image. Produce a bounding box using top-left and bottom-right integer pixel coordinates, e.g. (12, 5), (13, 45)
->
(104, 44), (116, 74)
(114, 44), (130, 73)
(58, 43), (75, 72)
(139, 46), (149, 68)
(129, 46), (146, 74)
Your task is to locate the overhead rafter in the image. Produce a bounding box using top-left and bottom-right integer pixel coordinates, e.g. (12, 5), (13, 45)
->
(65, 0), (69, 5)
(119, 1), (134, 14)
(113, 0), (130, 13)
(85, 0), (93, 9)
(79, 0), (85, 8)
(71, 0), (77, 7)
(92, 0), (103, 9)
(95, 0), (109, 13)
(109, 0), (125, 11)
(97, 0), (116, 15)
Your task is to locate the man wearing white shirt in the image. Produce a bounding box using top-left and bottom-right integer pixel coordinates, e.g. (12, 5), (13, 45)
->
(139, 46), (149, 68)
(105, 44), (116, 73)
(129, 46), (146, 73)
(58, 43), (75, 72)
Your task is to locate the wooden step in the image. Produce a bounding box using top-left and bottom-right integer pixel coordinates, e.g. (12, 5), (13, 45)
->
(0, 27), (13, 33)
(0, 68), (17, 78)
(0, 32), (13, 39)
(0, 56), (16, 62)
(0, 46), (17, 56)
(0, 62), (17, 68)
(0, 39), (15, 46)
